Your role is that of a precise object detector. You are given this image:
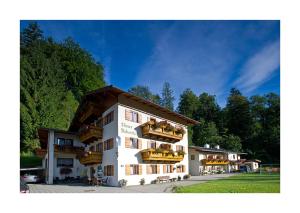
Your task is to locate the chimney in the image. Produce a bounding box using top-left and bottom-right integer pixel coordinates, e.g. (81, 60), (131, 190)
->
(215, 145), (220, 149)
(204, 144), (210, 148)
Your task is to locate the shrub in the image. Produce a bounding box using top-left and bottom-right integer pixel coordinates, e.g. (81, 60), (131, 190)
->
(140, 178), (145, 185)
(177, 175), (182, 181)
(183, 174), (191, 180)
(119, 179), (128, 187)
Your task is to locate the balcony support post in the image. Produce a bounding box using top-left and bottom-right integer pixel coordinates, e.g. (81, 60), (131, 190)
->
(47, 130), (54, 184)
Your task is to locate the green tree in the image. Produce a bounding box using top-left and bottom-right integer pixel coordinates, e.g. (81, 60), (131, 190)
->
(225, 88), (253, 148)
(221, 134), (242, 152)
(193, 120), (222, 147)
(161, 82), (175, 111)
(20, 22), (106, 153)
(128, 85), (161, 105)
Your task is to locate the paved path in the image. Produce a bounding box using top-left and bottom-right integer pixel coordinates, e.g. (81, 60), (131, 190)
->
(28, 174), (236, 193)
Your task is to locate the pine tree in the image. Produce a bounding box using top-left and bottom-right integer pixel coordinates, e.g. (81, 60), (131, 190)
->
(161, 82), (175, 111)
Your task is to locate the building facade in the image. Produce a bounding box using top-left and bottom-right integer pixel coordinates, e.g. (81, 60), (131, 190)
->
(36, 86), (198, 186)
(188, 144), (246, 176)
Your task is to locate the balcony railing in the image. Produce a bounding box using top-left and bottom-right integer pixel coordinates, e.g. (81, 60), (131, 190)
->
(79, 125), (103, 144)
(202, 159), (229, 165)
(35, 148), (47, 157)
(35, 145), (85, 158)
(54, 144), (84, 154)
(78, 151), (102, 165)
(141, 148), (184, 163)
(141, 120), (185, 143)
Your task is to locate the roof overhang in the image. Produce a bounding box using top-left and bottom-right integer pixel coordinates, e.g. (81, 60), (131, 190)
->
(69, 85), (199, 131)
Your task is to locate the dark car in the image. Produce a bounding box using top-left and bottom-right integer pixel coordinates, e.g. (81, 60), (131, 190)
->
(20, 179), (29, 193)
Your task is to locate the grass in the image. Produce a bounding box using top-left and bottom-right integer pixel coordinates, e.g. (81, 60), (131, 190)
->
(175, 173), (280, 193)
(20, 153), (42, 168)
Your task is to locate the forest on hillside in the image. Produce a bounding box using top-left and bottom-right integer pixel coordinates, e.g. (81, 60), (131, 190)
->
(20, 23), (280, 164)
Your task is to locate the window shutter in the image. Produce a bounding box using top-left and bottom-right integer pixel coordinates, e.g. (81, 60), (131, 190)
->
(146, 165), (151, 174)
(138, 139), (142, 149)
(111, 165), (114, 176)
(155, 142), (160, 149)
(125, 109), (131, 121)
(125, 137), (131, 148)
(157, 165), (160, 174)
(138, 165), (142, 175)
(104, 166), (107, 176)
(170, 165), (174, 173)
(176, 166), (180, 173)
(176, 145), (179, 151)
(183, 165), (186, 173)
(125, 164), (131, 175)
(163, 165), (167, 174)
(138, 113), (142, 123)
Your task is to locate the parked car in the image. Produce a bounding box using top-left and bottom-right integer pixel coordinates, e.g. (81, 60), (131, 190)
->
(20, 179), (29, 193)
(20, 168), (45, 183)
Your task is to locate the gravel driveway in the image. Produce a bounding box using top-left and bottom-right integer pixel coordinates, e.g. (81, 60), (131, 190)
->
(28, 173), (236, 193)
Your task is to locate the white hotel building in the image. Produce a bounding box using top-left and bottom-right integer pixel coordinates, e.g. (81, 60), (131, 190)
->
(36, 86), (199, 186)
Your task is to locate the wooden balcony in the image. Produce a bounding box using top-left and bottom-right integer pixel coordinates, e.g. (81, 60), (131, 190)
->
(202, 159), (229, 165)
(141, 120), (185, 143)
(78, 151), (102, 165)
(141, 148), (184, 163)
(35, 145), (85, 158)
(79, 125), (103, 144)
(54, 144), (84, 154)
(35, 148), (47, 157)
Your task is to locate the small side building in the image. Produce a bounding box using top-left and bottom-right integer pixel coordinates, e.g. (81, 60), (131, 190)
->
(188, 144), (247, 175)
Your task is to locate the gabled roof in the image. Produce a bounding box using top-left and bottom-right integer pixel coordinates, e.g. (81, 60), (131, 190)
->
(69, 85), (199, 131)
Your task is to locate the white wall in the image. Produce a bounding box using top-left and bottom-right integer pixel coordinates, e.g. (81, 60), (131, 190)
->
(52, 132), (86, 180)
(117, 104), (189, 186)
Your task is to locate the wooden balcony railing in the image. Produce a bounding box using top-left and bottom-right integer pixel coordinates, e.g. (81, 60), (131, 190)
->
(141, 120), (185, 143)
(202, 159), (229, 165)
(35, 145), (85, 158)
(79, 125), (103, 144)
(78, 151), (102, 165)
(54, 144), (84, 154)
(35, 148), (47, 158)
(141, 148), (185, 163)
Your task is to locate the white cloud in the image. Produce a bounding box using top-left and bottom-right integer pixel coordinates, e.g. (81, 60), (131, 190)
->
(234, 40), (280, 93)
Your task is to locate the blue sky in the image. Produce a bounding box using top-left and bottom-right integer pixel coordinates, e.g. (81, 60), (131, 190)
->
(20, 20), (280, 107)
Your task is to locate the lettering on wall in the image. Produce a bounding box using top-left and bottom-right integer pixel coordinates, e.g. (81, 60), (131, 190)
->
(121, 122), (137, 135)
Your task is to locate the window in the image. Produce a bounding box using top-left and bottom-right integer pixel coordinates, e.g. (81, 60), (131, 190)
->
(176, 165), (186, 173)
(160, 143), (171, 150)
(104, 165), (114, 176)
(89, 145), (95, 151)
(125, 164), (142, 175)
(233, 155), (236, 160)
(125, 137), (142, 149)
(176, 145), (184, 151)
(56, 138), (73, 146)
(57, 158), (73, 167)
(163, 165), (173, 173)
(191, 155), (195, 160)
(103, 111), (114, 126)
(148, 140), (156, 149)
(104, 138), (114, 151)
(96, 142), (103, 153)
(147, 165), (159, 174)
(125, 109), (142, 123)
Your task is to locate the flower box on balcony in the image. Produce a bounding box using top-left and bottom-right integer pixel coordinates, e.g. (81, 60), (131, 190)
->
(141, 120), (185, 143)
(141, 148), (184, 163)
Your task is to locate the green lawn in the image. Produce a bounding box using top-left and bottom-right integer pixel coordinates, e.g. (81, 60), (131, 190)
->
(176, 173), (280, 193)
